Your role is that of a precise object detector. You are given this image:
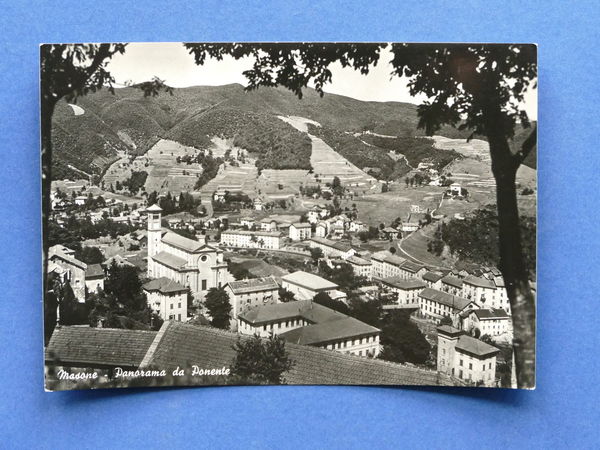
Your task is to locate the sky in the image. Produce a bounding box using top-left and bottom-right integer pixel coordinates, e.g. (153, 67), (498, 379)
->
(106, 42), (537, 120)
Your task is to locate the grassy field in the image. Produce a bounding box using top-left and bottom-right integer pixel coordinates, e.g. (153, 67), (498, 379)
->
(398, 225), (450, 269)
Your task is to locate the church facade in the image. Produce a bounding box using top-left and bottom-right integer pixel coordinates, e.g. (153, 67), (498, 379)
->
(146, 204), (233, 300)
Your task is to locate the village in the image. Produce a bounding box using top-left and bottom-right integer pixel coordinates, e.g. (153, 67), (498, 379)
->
(45, 140), (526, 388)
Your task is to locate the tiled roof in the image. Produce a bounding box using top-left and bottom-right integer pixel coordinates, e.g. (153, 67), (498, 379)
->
(382, 227), (398, 233)
(85, 264), (104, 279)
(162, 232), (204, 253)
(423, 271), (444, 282)
(222, 230), (282, 237)
(141, 321), (450, 386)
(468, 308), (510, 320)
(419, 288), (472, 310)
(281, 271), (338, 291)
(456, 335), (500, 358)
(48, 249), (87, 270)
(45, 326), (157, 368)
(146, 204), (163, 212)
(291, 222), (311, 229)
(463, 275), (496, 289)
(227, 277), (279, 295)
(280, 316), (380, 346)
(152, 251), (188, 270)
(345, 255), (371, 266)
(441, 275), (463, 289)
(143, 277), (188, 294)
(401, 260), (425, 273)
(381, 277), (426, 290)
(238, 300), (345, 325)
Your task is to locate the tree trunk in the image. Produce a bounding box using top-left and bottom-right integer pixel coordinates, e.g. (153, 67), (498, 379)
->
(487, 130), (536, 389)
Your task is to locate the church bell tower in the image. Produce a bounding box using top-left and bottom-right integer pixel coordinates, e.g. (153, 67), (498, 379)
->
(146, 203), (163, 260)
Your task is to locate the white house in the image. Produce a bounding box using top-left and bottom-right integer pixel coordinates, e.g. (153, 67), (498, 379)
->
(462, 275), (510, 314)
(437, 325), (499, 387)
(449, 183), (462, 196)
(418, 288), (476, 324)
(289, 222), (312, 241)
(380, 277), (427, 306)
(459, 308), (511, 338)
(422, 271), (444, 290)
(315, 221), (328, 237)
(220, 229), (283, 250)
(225, 276), (280, 319)
(280, 271), (339, 301)
(309, 237), (356, 260)
(143, 277), (188, 321)
(344, 255), (373, 280)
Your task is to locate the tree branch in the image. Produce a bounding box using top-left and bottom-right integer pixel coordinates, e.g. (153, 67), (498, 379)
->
(514, 126), (537, 166)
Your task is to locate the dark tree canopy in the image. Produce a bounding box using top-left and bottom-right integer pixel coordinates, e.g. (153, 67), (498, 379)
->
(230, 334), (294, 384)
(204, 287), (232, 329)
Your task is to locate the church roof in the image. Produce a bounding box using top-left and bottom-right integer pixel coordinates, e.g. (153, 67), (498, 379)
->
(162, 232), (204, 253)
(151, 251), (188, 270)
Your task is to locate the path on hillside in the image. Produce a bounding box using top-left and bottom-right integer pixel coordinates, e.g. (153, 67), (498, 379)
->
(397, 224), (449, 270)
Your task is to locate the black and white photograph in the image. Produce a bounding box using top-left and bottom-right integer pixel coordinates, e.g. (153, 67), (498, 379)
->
(41, 42), (537, 391)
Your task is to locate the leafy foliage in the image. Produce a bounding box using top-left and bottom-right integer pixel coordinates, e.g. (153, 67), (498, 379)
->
(74, 246), (104, 264)
(313, 292), (350, 315)
(230, 334), (295, 385)
(204, 287), (232, 329)
(429, 206), (536, 278)
(379, 311), (431, 365)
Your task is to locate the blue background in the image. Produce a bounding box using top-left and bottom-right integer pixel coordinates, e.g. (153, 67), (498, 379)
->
(1, 1), (598, 448)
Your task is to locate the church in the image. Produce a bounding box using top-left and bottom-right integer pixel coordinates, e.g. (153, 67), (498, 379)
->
(146, 204), (233, 300)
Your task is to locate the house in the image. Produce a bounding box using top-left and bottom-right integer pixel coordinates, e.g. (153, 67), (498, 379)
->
(220, 229), (283, 250)
(47, 245), (88, 302)
(224, 276), (280, 319)
(330, 224), (345, 239)
(422, 271), (444, 290)
(213, 190), (227, 202)
(440, 275), (464, 296)
(237, 300), (381, 357)
(462, 275), (510, 314)
(397, 260), (427, 279)
(84, 264), (105, 294)
(280, 271), (339, 301)
(459, 309), (511, 338)
(74, 195), (87, 206)
(437, 325), (499, 387)
(315, 221), (328, 237)
(146, 204), (234, 300)
(309, 237), (356, 260)
(143, 277), (188, 321)
(418, 288), (476, 324)
(289, 222), (312, 241)
(380, 227), (399, 240)
(348, 220), (366, 233)
(380, 277), (427, 306)
(253, 198), (263, 211)
(449, 183), (462, 196)
(259, 217), (278, 231)
(239, 217), (255, 228)
(307, 206), (324, 224)
(46, 322), (451, 386)
(371, 251), (407, 279)
(344, 255), (373, 280)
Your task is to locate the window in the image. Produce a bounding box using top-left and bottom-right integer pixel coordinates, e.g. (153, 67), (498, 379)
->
(178, 314), (181, 321)
(170, 304), (173, 310)
(201, 279), (207, 290)
(442, 348), (446, 355)
(178, 302), (181, 308)
(469, 363), (473, 370)
(459, 359), (463, 367)
(489, 362), (492, 369)
(459, 370), (463, 379)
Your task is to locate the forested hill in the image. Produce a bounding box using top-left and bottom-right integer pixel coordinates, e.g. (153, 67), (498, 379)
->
(51, 83), (536, 178)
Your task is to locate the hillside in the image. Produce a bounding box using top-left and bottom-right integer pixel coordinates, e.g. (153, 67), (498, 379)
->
(51, 83), (536, 178)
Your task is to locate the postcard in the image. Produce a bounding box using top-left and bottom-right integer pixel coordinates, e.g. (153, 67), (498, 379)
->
(42, 42), (536, 390)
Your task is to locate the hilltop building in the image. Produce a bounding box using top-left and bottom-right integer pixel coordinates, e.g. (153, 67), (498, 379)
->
(280, 271), (339, 301)
(146, 204), (233, 300)
(437, 325), (499, 387)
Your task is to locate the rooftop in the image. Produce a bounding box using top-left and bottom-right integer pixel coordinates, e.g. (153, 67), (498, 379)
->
(85, 264), (104, 279)
(423, 271), (444, 283)
(138, 321), (450, 386)
(162, 232), (204, 253)
(291, 222), (312, 229)
(151, 251), (188, 270)
(280, 316), (380, 346)
(456, 334), (500, 358)
(345, 255), (372, 266)
(222, 229), (282, 237)
(227, 277), (279, 295)
(146, 204), (163, 212)
(467, 308), (510, 320)
(281, 271), (338, 291)
(463, 274), (497, 289)
(419, 288), (472, 310)
(441, 275), (463, 289)
(45, 326), (157, 368)
(238, 299), (345, 325)
(381, 277), (427, 290)
(401, 260), (426, 273)
(143, 277), (188, 294)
